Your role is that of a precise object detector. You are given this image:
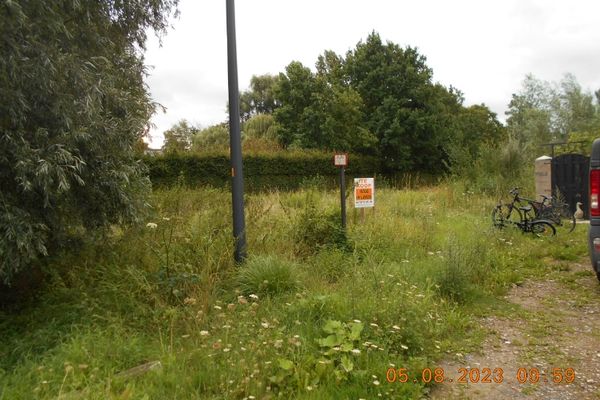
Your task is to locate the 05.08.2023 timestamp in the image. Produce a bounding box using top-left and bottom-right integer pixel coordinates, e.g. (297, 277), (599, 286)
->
(386, 367), (576, 384)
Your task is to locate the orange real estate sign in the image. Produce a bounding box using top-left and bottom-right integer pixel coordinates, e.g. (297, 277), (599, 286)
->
(354, 178), (374, 208)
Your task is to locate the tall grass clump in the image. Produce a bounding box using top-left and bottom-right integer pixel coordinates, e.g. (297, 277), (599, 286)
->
(435, 237), (491, 303)
(236, 255), (299, 297)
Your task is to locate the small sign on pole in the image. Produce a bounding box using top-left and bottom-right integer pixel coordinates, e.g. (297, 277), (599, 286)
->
(354, 178), (375, 208)
(334, 153), (348, 229)
(334, 153), (348, 167)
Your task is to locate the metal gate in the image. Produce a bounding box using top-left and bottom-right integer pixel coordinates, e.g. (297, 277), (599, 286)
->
(551, 153), (590, 219)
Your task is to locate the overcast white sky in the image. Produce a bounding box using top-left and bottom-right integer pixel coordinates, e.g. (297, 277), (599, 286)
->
(144, 0), (600, 148)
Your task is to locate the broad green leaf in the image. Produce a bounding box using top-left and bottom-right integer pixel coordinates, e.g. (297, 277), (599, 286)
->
(340, 355), (354, 372)
(349, 322), (363, 340)
(340, 343), (353, 352)
(278, 358), (294, 371)
(317, 334), (340, 347)
(323, 320), (343, 334)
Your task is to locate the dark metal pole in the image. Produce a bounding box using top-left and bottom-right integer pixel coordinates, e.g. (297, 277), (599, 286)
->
(226, 0), (246, 262)
(340, 167), (346, 229)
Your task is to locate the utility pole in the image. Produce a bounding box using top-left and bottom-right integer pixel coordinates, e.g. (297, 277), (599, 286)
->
(226, 0), (246, 263)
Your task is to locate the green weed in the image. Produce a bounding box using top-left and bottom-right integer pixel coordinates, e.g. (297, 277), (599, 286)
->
(0, 184), (589, 399)
(236, 255), (300, 297)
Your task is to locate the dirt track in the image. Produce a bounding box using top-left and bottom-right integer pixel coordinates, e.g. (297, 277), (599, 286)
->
(430, 258), (600, 400)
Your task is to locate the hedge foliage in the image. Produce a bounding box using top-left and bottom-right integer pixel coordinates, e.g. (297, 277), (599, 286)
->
(143, 151), (384, 191)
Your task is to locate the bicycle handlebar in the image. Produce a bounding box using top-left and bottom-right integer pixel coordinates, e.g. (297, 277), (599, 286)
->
(509, 188), (552, 206)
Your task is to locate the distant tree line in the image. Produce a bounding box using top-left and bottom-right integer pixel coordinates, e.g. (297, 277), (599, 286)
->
(164, 32), (506, 174)
(506, 73), (600, 153)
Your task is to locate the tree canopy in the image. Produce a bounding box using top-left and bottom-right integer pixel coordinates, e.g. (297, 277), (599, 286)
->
(0, 0), (178, 284)
(163, 119), (198, 153)
(273, 32), (504, 172)
(239, 74), (281, 121)
(506, 73), (600, 148)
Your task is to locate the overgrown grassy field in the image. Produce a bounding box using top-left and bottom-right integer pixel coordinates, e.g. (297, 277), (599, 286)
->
(0, 182), (587, 399)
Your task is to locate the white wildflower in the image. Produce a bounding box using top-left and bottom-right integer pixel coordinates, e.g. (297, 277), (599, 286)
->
(146, 222), (157, 229)
(183, 297), (197, 306)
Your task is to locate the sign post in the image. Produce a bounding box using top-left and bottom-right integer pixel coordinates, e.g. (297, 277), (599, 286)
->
(334, 154), (348, 229)
(354, 177), (375, 223)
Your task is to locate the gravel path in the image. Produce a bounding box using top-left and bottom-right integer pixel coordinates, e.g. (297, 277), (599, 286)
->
(430, 259), (600, 400)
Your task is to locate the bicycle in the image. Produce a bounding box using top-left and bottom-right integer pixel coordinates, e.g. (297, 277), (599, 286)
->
(504, 188), (576, 233)
(492, 189), (556, 237)
(529, 193), (576, 233)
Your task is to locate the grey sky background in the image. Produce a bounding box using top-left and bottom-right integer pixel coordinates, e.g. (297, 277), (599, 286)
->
(144, 0), (600, 148)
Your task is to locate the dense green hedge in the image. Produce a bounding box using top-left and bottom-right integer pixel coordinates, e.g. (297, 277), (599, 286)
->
(143, 152), (385, 191)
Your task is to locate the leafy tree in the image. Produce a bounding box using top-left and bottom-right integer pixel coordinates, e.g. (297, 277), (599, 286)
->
(274, 60), (376, 153)
(344, 32), (461, 171)
(133, 137), (150, 155)
(446, 103), (507, 177)
(239, 74), (280, 121)
(163, 119), (198, 153)
(191, 123), (230, 152)
(506, 73), (599, 148)
(273, 62), (318, 148)
(243, 114), (278, 140)
(274, 32), (504, 172)
(456, 104), (506, 155)
(0, 0), (178, 284)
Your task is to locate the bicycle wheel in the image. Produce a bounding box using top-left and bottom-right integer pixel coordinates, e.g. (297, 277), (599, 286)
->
(531, 221), (556, 237)
(566, 214), (576, 233)
(551, 203), (576, 233)
(491, 205), (505, 228)
(558, 205), (576, 233)
(493, 204), (522, 229)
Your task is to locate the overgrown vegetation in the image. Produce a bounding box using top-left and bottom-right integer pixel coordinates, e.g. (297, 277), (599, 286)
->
(0, 184), (587, 399)
(0, 0), (179, 284)
(2, 4), (598, 399)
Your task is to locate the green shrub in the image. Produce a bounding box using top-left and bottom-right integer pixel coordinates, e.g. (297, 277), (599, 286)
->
(293, 197), (352, 256)
(0, 1), (176, 286)
(143, 151), (383, 191)
(453, 138), (530, 195)
(236, 256), (299, 297)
